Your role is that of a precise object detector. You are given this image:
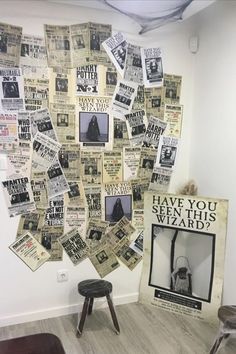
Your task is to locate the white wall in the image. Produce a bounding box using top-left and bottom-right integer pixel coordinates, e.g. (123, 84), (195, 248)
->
(189, 0), (236, 304)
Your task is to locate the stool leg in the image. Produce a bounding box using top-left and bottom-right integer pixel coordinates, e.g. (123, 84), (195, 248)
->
(76, 297), (90, 337)
(209, 333), (230, 354)
(88, 297), (94, 315)
(106, 294), (120, 334)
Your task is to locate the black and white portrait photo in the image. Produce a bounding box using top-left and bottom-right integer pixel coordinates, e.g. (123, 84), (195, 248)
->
(68, 183), (80, 198)
(59, 152), (69, 169)
(79, 112), (109, 144)
(72, 35), (85, 49)
(106, 71), (117, 86)
(89, 230), (102, 241)
(10, 192), (30, 205)
(57, 113), (69, 127)
(96, 250), (108, 264)
(142, 159), (154, 170)
(159, 146), (177, 168)
(111, 42), (127, 70)
(2, 82), (20, 98)
(55, 78), (68, 92)
(105, 195), (132, 223)
(21, 43), (30, 57)
(90, 32), (100, 51)
(145, 57), (163, 83)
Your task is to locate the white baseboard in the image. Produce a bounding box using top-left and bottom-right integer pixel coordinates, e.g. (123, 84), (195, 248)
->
(0, 292), (139, 328)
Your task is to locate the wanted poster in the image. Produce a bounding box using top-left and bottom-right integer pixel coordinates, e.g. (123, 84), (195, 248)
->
(102, 32), (127, 77)
(0, 112), (18, 152)
(102, 182), (132, 224)
(130, 229), (144, 255)
(111, 80), (138, 119)
(131, 178), (150, 209)
(77, 96), (113, 151)
(89, 241), (120, 278)
(102, 150), (123, 183)
(124, 44), (143, 84)
(24, 78), (49, 111)
(16, 210), (45, 240)
(149, 167), (173, 193)
(40, 225), (64, 261)
(0, 68), (25, 111)
(64, 180), (86, 207)
(49, 67), (75, 105)
(1, 176), (36, 217)
(46, 160), (69, 199)
(132, 85), (145, 111)
(31, 108), (57, 141)
(163, 74), (182, 104)
(50, 103), (76, 143)
(44, 24), (71, 68)
(105, 216), (135, 249)
(142, 116), (167, 149)
(125, 110), (148, 146)
(113, 118), (129, 150)
(145, 86), (165, 119)
(0, 22), (22, 67)
(45, 195), (64, 227)
(113, 238), (142, 270)
(32, 132), (61, 171)
(163, 104), (183, 138)
(9, 232), (51, 271)
(18, 111), (31, 148)
(123, 146), (141, 181)
(84, 185), (102, 219)
(132, 209), (144, 230)
(31, 170), (48, 209)
(58, 143), (80, 181)
(138, 148), (157, 179)
(86, 219), (109, 252)
(139, 192), (228, 323)
(7, 147), (32, 178)
(20, 34), (48, 78)
(101, 65), (118, 97)
(59, 228), (89, 266)
(141, 47), (163, 88)
(155, 136), (179, 169)
(76, 64), (99, 96)
(64, 205), (87, 236)
(81, 150), (102, 185)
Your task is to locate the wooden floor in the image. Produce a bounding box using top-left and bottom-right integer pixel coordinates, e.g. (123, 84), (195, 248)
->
(0, 302), (235, 354)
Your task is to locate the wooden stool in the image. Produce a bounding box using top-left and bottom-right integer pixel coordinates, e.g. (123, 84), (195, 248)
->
(210, 305), (236, 354)
(76, 279), (120, 337)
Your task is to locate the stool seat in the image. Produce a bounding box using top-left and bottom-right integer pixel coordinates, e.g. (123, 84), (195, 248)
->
(218, 305), (236, 329)
(78, 279), (112, 298)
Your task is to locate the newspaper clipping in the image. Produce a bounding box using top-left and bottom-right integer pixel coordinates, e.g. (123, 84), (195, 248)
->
(59, 228), (89, 265)
(113, 238), (142, 270)
(0, 22), (22, 67)
(131, 178), (150, 209)
(149, 167), (173, 193)
(102, 65), (118, 97)
(130, 229), (144, 255)
(16, 210), (45, 240)
(64, 205), (87, 237)
(1, 176), (36, 217)
(141, 47), (163, 88)
(7, 148), (32, 178)
(142, 116), (167, 149)
(113, 118), (129, 150)
(81, 150), (102, 185)
(86, 219), (109, 252)
(64, 180), (85, 207)
(31, 108), (57, 141)
(46, 160), (69, 199)
(0, 111), (18, 152)
(163, 74), (182, 104)
(124, 44), (143, 84)
(41, 225), (64, 261)
(24, 78), (49, 111)
(132, 209), (144, 230)
(18, 111), (31, 148)
(102, 150), (123, 183)
(132, 85), (145, 111)
(125, 110), (148, 146)
(31, 170), (48, 209)
(32, 132), (61, 171)
(139, 192), (228, 323)
(50, 103), (76, 143)
(155, 136), (179, 169)
(145, 86), (165, 119)
(0, 68), (25, 111)
(45, 195), (64, 227)
(138, 148), (157, 179)
(89, 241), (120, 278)
(58, 143), (80, 180)
(163, 104), (183, 138)
(49, 67), (75, 105)
(112, 80), (138, 118)
(123, 147), (141, 181)
(105, 216), (135, 248)
(76, 64), (99, 96)
(102, 32), (127, 77)
(84, 185), (102, 218)
(9, 232), (51, 271)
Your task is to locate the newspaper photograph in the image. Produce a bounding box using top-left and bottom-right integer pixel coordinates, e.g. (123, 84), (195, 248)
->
(141, 47), (163, 88)
(81, 150), (102, 185)
(9, 232), (51, 271)
(30, 170), (48, 209)
(77, 96), (113, 151)
(44, 24), (71, 68)
(149, 167), (173, 193)
(132, 209), (144, 230)
(86, 219), (109, 252)
(102, 32), (127, 77)
(113, 118), (129, 150)
(125, 110), (148, 146)
(138, 147), (157, 179)
(70, 23), (88, 67)
(6, 147), (32, 178)
(142, 116), (167, 149)
(145, 86), (165, 119)
(18, 111), (31, 148)
(132, 85), (145, 111)
(64, 205), (87, 237)
(59, 228), (89, 265)
(131, 177), (150, 209)
(31, 108), (57, 141)
(102, 150), (123, 183)
(40, 225), (64, 261)
(0, 68), (25, 111)
(1, 176), (36, 217)
(16, 210), (45, 240)
(49, 67), (75, 105)
(58, 143), (80, 180)
(76, 64), (98, 96)
(84, 184), (102, 218)
(20, 34), (48, 78)
(130, 229), (144, 256)
(50, 103), (76, 143)
(140, 192), (228, 323)
(24, 77), (49, 111)
(124, 43), (143, 84)
(64, 180), (86, 207)
(105, 216), (135, 249)
(32, 132), (61, 171)
(0, 22), (22, 67)
(45, 195), (64, 227)
(89, 241), (120, 278)
(102, 182), (132, 224)
(101, 65), (118, 97)
(111, 80), (138, 118)
(163, 74), (182, 104)
(163, 104), (183, 138)
(46, 160), (69, 199)
(155, 135), (179, 169)
(113, 238), (142, 270)
(123, 146), (141, 181)
(0, 111), (18, 153)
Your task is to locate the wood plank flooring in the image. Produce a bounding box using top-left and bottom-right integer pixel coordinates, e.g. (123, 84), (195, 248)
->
(0, 302), (235, 354)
